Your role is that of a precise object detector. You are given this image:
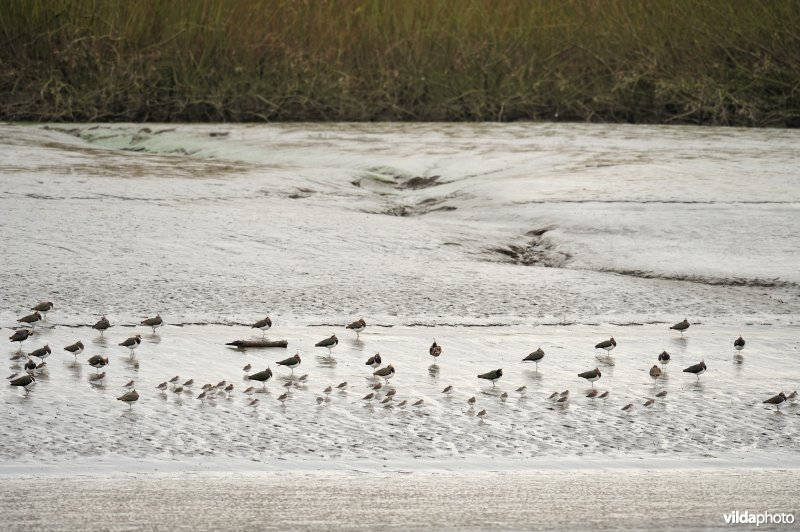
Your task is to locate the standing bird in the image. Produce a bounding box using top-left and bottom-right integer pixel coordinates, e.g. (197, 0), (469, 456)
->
(477, 368), (503, 388)
(245, 367), (273, 390)
(87, 355), (109, 372)
(763, 392), (786, 411)
(586, 389), (599, 399)
(92, 315), (111, 335)
(429, 340), (442, 360)
(24, 359), (37, 375)
(658, 350), (671, 369)
(117, 389), (139, 410)
(365, 353), (382, 368)
(598, 391), (610, 401)
(442, 385), (454, 395)
(656, 390), (668, 401)
(10, 374), (36, 394)
(156, 382), (168, 392)
(17, 311), (43, 329)
(683, 361), (707, 381)
(670, 318), (690, 336)
(346, 318), (366, 339)
(734, 336), (745, 352)
(119, 334), (142, 356)
(374, 364), (395, 384)
(467, 396), (477, 408)
(29, 344), (51, 360)
(315, 334), (338, 356)
(643, 399), (655, 408)
(621, 403), (634, 412)
(251, 316), (272, 336)
(123, 380), (135, 390)
(31, 302), (54, 319)
(277, 352), (302, 375)
(88, 372), (106, 385)
(523, 347), (545, 370)
(477, 409), (487, 420)
(595, 337), (616, 354)
(9, 329), (34, 351)
(141, 313), (163, 333)
(64, 340), (84, 360)
(649, 365), (662, 384)
(277, 392), (289, 404)
(578, 368), (602, 388)
(336, 381), (348, 390)
(242, 363), (252, 373)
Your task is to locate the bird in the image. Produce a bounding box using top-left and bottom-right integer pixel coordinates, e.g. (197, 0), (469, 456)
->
(216, 380), (227, 390)
(595, 337), (616, 354)
(9, 329), (34, 351)
(251, 316), (272, 336)
(197, 391), (208, 403)
(297, 374), (309, 383)
(156, 382), (168, 392)
(92, 315), (111, 335)
(547, 392), (559, 400)
(515, 385), (527, 395)
(277, 392), (288, 404)
(560, 390), (569, 398)
(182, 379), (194, 388)
(385, 388), (396, 398)
(586, 389), (599, 399)
(734, 336), (745, 352)
(10, 374), (36, 394)
(397, 400), (408, 408)
(336, 381), (348, 390)
(371, 382), (384, 393)
(467, 396), (476, 408)
(786, 391), (798, 403)
(429, 340), (442, 359)
(346, 318), (366, 339)
(365, 353), (382, 368)
(362, 392), (375, 402)
(323, 386), (332, 395)
(500, 392), (508, 402)
(412, 399), (424, 407)
(168, 376), (180, 388)
(35, 361), (47, 373)
(578, 368), (602, 388)
(277, 353), (301, 374)
(245, 368), (273, 390)
(123, 380), (135, 390)
(670, 318), (690, 335)
(477, 368), (503, 387)
(87, 355), (109, 372)
(88, 372), (106, 384)
(315, 334), (338, 356)
(381, 396), (392, 405)
(64, 340), (84, 360)
(28, 344), (51, 360)
(622, 403), (634, 412)
(764, 392), (786, 411)
(658, 350), (671, 369)
(6, 372), (19, 381)
(119, 334), (142, 356)
(683, 361), (707, 381)
(373, 364), (395, 384)
(316, 396), (324, 405)
(556, 395), (569, 406)
(247, 398), (259, 407)
(522, 347), (544, 370)
(477, 409), (487, 419)
(242, 363), (252, 373)
(31, 301), (54, 319)
(643, 399), (655, 408)
(243, 386), (255, 398)
(649, 365), (662, 383)
(17, 311), (42, 329)
(442, 385), (453, 395)
(141, 313), (163, 333)
(24, 359), (37, 375)
(117, 389), (139, 409)
(598, 391), (610, 401)
(223, 383), (234, 397)
(656, 390), (668, 401)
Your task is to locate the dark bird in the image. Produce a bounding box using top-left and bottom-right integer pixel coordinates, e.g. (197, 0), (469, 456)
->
(670, 318), (690, 335)
(277, 352), (301, 374)
(336, 381), (348, 390)
(586, 389), (598, 399)
(643, 399), (655, 408)
(365, 353), (382, 368)
(119, 334), (142, 356)
(117, 389), (139, 409)
(141, 313), (163, 333)
(477, 409), (487, 419)
(362, 392), (375, 402)
(277, 392), (289, 404)
(92, 315), (111, 335)
(87, 355), (109, 372)
(734, 336), (745, 352)
(763, 392), (786, 411)
(598, 391), (610, 400)
(374, 364), (395, 384)
(477, 368), (503, 387)
(245, 367), (273, 389)
(621, 403), (633, 412)
(658, 350), (671, 369)
(429, 340), (442, 359)
(578, 368), (602, 388)
(595, 337), (616, 354)
(31, 301), (54, 318)
(412, 399), (424, 407)
(522, 347), (545, 370)
(9, 329), (34, 350)
(156, 382), (168, 392)
(683, 361), (707, 381)
(9, 374), (35, 394)
(467, 396), (476, 408)
(64, 340), (84, 360)
(346, 318), (366, 339)
(28, 344), (51, 360)
(315, 334), (338, 355)
(24, 359), (37, 375)
(17, 311), (42, 328)
(242, 363), (252, 373)
(649, 365), (662, 383)
(442, 385), (453, 395)
(656, 390), (668, 400)
(251, 316), (272, 336)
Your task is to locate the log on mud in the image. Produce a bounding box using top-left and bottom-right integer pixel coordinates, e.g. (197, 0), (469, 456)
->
(225, 339), (288, 349)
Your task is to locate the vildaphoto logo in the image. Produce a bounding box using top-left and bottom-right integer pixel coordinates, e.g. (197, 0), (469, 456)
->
(723, 511), (795, 526)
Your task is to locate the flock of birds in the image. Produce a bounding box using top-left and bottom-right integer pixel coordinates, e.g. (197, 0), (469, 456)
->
(5, 304), (798, 417)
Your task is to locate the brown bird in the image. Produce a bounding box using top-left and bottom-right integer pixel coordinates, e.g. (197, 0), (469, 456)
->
(9, 329), (34, 351)
(28, 344), (51, 360)
(117, 389), (139, 409)
(649, 365), (662, 383)
(683, 361), (707, 381)
(656, 390), (668, 400)
(670, 318), (690, 335)
(31, 301), (54, 318)
(578, 368), (602, 388)
(92, 315), (111, 335)
(88, 372), (106, 384)
(373, 364), (395, 384)
(586, 389), (599, 399)
(64, 340), (84, 360)
(9, 374), (36, 394)
(141, 313), (163, 333)
(763, 392), (786, 411)
(17, 311), (42, 328)
(119, 334), (142, 356)
(429, 340), (442, 359)
(622, 403), (634, 412)
(346, 318), (366, 339)
(251, 316), (272, 336)
(315, 334), (338, 355)
(643, 399), (655, 408)
(87, 354), (109, 372)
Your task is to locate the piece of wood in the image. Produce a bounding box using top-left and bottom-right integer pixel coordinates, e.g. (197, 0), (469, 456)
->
(225, 339), (288, 349)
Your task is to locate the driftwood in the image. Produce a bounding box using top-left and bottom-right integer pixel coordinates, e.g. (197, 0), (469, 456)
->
(226, 339), (288, 349)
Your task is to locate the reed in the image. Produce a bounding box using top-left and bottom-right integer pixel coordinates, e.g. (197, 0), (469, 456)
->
(1, 0), (798, 125)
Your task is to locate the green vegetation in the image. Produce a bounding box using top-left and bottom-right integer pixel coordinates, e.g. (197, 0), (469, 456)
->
(1, 0), (799, 125)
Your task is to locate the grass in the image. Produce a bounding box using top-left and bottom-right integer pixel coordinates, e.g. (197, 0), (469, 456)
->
(1, 0), (799, 125)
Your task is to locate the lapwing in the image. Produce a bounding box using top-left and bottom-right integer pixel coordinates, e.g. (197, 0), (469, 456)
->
(670, 319), (690, 336)
(92, 315), (111, 335)
(117, 389), (139, 410)
(245, 367), (273, 390)
(365, 353), (382, 368)
(141, 313), (163, 333)
(10, 374), (35, 394)
(31, 301), (54, 319)
(64, 340), (84, 360)
(523, 347), (544, 370)
(17, 311), (42, 329)
(734, 336), (745, 352)
(477, 368), (503, 387)
(9, 329), (34, 351)
(251, 316), (272, 336)
(578, 368), (602, 388)
(429, 340), (442, 360)
(373, 364), (395, 384)
(346, 318), (366, 339)
(595, 337), (616, 354)
(119, 334), (141, 356)
(315, 334), (338, 356)
(658, 350), (671, 369)
(87, 355), (109, 372)
(683, 361), (707, 381)
(277, 352), (301, 374)
(29, 344), (51, 360)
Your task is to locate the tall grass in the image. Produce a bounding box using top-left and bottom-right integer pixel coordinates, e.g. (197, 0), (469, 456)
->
(1, 0), (798, 125)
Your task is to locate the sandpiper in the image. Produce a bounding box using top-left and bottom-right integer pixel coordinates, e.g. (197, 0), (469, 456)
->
(336, 381), (348, 390)
(156, 382), (168, 392)
(586, 389), (599, 399)
(477, 368), (503, 387)
(117, 389), (139, 409)
(622, 403), (633, 412)
(64, 340), (84, 360)
(598, 391), (610, 401)
(429, 340), (442, 360)
(365, 353), (382, 368)
(547, 392), (559, 400)
(515, 385), (527, 395)
(442, 385), (454, 395)
(373, 364), (395, 384)
(31, 301), (54, 319)
(29, 344), (51, 360)
(643, 399), (655, 408)
(683, 361), (707, 381)
(88, 372), (106, 384)
(245, 367), (273, 390)
(316, 396), (324, 405)
(87, 355), (109, 372)
(141, 313), (163, 333)
(385, 388), (396, 398)
(381, 396), (392, 405)
(787, 391), (798, 402)
(656, 390), (668, 401)
(9, 329), (34, 351)
(244, 386), (255, 398)
(346, 318), (366, 339)
(277, 392), (289, 404)
(251, 316), (272, 336)
(223, 383), (234, 397)
(556, 395), (569, 406)
(578, 368), (602, 388)
(247, 397), (259, 407)
(123, 380), (135, 390)
(372, 382), (383, 391)
(397, 400), (408, 408)
(197, 391), (207, 403)
(477, 409), (487, 419)
(412, 399), (424, 407)
(323, 386), (332, 395)
(734, 336), (745, 352)
(10, 374), (36, 394)
(522, 347), (544, 370)
(500, 392), (508, 402)
(467, 396), (476, 408)
(658, 350), (671, 369)
(119, 334), (142, 356)
(17, 311), (42, 329)
(670, 318), (690, 335)
(649, 365), (662, 383)
(277, 352), (301, 374)
(242, 363), (252, 373)
(92, 315), (111, 335)
(168, 376), (180, 389)
(362, 392), (375, 402)
(35, 361), (46, 373)
(182, 379), (194, 388)
(595, 337), (616, 354)
(315, 334), (338, 356)
(764, 392), (786, 411)
(560, 390), (569, 398)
